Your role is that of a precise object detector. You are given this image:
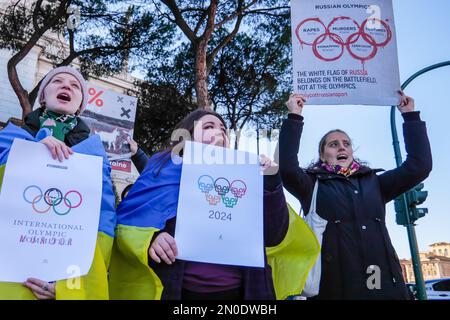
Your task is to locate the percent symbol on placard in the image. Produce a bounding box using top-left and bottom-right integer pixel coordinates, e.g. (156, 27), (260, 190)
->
(88, 88), (104, 107)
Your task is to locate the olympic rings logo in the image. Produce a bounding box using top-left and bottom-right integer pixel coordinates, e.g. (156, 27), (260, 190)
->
(198, 175), (247, 208)
(295, 16), (392, 64)
(23, 185), (83, 215)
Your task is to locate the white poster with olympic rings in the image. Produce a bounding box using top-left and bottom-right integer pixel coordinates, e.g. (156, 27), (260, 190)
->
(175, 141), (264, 267)
(291, 0), (401, 105)
(0, 139), (102, 282)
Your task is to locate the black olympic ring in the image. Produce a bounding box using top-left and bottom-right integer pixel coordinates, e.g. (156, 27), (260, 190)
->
(44, 188), (63, 206)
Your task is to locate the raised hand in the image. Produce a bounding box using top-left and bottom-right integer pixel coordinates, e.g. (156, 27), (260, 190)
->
(286, 93), (306, 115)
(397, 90), (415, 113)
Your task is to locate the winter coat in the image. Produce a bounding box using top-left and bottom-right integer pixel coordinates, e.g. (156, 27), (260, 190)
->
(131, 147), (149, 173)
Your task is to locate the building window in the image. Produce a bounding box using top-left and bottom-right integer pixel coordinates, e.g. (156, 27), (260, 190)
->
(445, 249), (448, 256)
(439, 249), (442, 255)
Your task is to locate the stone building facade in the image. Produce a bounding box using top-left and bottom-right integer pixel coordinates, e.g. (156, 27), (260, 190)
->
(400, 242), (450, 283)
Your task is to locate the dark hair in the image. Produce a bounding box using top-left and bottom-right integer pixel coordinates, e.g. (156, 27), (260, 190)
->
(308, 129), (363, 170)
(150, 109), (228, 176)
(163, 108), (227, 153)
(317, 129), (350, 157)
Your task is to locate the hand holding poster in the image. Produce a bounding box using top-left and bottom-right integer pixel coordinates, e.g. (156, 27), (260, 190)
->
(175, 141), (264, 267)
(291, 0), (401, 105)
(0, 139), (102, 282)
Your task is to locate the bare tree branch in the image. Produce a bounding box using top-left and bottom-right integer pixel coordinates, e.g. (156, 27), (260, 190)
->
(32, 0), (44, 32)
(160, 0), (197, 42)
(244, 6), (290, 14)
(207, 13), (243, 73)
(214, 0), (257, 30)
(193, 9), (208, 35)
(6, 0), (69, 116)
(202, 0), (218, 41)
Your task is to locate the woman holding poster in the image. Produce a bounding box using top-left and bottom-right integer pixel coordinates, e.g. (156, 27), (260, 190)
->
(109, 109), (319, 300)
(278, 92), (432, 299)
(0, 66), (116, 299)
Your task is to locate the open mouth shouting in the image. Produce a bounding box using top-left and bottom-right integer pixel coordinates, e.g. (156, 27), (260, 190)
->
(57, 92), (72, 103)
(337, 154), (349, 163)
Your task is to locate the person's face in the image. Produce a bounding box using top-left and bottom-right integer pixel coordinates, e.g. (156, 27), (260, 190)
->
(193, 114), (229, 148)
(43, 73), (83, 115)
(320, 132), (354, 167)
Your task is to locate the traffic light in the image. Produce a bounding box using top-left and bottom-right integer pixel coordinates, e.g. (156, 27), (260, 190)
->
(410, 207), (428, 221)
(395, 196), (409, 226)
(409, 183), (428, 206)
(395, 183), (429, 226)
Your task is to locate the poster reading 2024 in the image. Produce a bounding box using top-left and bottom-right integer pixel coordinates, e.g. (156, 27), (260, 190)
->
(291, 0), (401, 105)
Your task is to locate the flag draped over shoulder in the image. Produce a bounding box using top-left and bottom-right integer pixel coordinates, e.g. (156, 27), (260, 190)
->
(266, 204), (320, 299)
(109, 152), (320, 300)
(0, 123), (116, 300)
(109, 152), (181, 300)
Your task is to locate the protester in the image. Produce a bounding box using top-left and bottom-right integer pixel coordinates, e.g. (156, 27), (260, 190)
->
(278, 91), (432, 299)
(0, 66), (116, 300)
(109, 108), (318, 300)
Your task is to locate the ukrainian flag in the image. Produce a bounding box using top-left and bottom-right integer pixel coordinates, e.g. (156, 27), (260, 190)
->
(0, 124), (116, 300)
(109, 153), (320, 300)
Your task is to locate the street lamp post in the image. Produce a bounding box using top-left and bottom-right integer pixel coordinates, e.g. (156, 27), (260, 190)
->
(390, 60), (450, 300)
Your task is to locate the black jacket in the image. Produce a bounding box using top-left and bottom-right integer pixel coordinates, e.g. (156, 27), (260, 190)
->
(131, 147), (149, 174)
(279, 111), (432, 300)
(22, 108), (90, 147)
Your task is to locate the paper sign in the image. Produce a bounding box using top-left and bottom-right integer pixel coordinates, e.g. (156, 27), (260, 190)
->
(0, 139), (102, 282)
(175, 141), (264, 267)
(291, 0), (401, 105)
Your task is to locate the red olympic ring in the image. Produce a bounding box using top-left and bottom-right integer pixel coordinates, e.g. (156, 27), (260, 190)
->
(64, 190), (83, 209)
(346, 32), (378, 62)
(327, 16), (361, 45)
(360, 18), (392, 47)
(230, 179), (247, 189)
(295, 17), (326, 46)
(312, 33), (345, 62)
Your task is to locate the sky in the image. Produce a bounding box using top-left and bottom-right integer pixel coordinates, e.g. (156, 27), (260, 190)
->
(237, 0), (450, 260)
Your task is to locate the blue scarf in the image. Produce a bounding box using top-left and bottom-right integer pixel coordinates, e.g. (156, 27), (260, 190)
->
(116, 152), (182, 229)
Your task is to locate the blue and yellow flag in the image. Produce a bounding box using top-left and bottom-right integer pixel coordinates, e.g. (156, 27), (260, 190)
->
(109, 153), (320, 300)
(0, 123), (116, 300)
